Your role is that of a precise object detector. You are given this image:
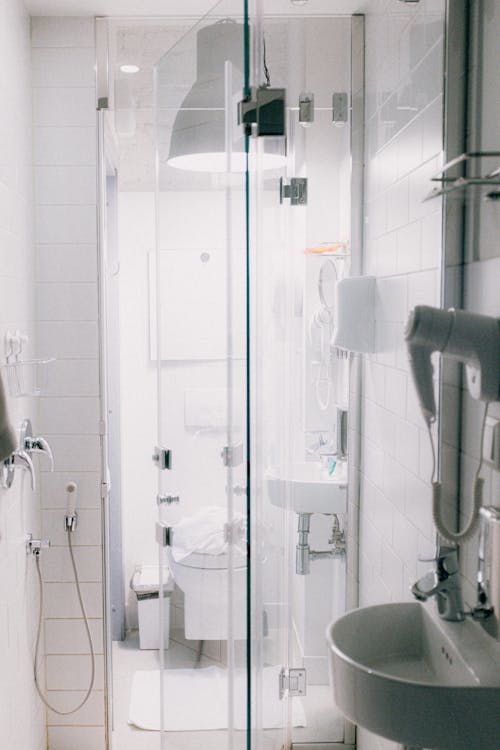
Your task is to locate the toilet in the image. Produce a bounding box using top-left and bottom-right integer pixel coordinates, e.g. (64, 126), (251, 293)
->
(167, 507), (247, 640)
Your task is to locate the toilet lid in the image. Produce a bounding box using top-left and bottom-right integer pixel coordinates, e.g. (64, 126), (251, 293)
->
(169, 549), (247, 570)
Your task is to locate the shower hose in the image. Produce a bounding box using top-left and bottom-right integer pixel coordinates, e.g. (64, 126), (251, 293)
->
(34, 529), (95, 714)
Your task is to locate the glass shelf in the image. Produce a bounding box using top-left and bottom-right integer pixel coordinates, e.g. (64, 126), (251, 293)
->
(424, 152), (500, 202)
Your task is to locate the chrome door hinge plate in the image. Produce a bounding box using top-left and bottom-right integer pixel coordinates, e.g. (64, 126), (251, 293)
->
(238, 86), (286, 137)
(279, 667), (307, 699)
(332, 92), (348, 125)
(220, 443), (244, 468)
(299, 92), (314, 125)
(156, 521), (173, 547)
(280, 177), (308, 206)
(152, 446), (171, 470)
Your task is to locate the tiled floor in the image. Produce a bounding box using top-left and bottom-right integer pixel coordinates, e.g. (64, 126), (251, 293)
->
(110, 631), (344, 749)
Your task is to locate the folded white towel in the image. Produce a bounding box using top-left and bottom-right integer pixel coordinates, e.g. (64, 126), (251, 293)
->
(170, 506), (246, 562)
(0, 371), (16, 461)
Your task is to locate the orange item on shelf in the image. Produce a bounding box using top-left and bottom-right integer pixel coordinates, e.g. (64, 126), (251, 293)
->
(304, 242), (348, 255)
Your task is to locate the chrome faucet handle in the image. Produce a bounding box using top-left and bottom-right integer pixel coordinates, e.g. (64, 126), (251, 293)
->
(28, 436), (54, 471)
(306, 431), (335, 456)
(418, 546), (459, 575)
(21, 419), (54, 471)
(2, 450), (36, 491)
(14, 450), (36, 491)
(412, 546), (464, 621)
(412, 571), (441, 600)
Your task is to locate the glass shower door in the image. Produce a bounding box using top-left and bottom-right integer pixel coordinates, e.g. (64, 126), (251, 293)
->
(153, 2), (250, 747)
(248, 5), (354, 748)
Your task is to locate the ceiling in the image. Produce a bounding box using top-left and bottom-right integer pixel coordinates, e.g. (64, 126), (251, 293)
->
(25, 0), (369, 191)
(25, 0), (369, 17)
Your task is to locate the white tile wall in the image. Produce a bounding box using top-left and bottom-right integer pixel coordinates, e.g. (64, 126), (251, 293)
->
(31, 16), (105, 745)
(48, 726), (106, 750)
(357, 2), (445, 748)
(0, 1), (45, 748)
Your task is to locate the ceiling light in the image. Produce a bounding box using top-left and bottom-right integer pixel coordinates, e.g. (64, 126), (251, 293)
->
(166, 20), (285, 174)
(120, 64), (140, 74)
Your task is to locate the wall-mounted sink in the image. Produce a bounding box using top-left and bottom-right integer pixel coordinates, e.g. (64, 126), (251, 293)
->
(327, 602), (500, 749)
(266, 462), (347, 514)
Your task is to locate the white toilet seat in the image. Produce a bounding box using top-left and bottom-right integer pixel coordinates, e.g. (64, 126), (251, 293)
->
(165, 508), (248, 639)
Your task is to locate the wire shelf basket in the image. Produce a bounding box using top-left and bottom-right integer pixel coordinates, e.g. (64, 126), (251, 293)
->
(1, 358), (56, 398)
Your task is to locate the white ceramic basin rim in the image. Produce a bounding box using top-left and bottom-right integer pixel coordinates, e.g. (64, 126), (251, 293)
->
(327, 602), (500, 749)
(266, 461), (347, 514)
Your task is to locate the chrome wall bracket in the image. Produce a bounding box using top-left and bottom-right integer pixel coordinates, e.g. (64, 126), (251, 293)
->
(279, 667), (307, 699)
(26, 533), (50, 556)
(280, 177), (308, 206)
(238, 86), (286, 137)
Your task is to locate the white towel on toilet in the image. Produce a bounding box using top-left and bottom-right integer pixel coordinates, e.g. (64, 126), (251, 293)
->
(170, 505), (246, 562)
(0, 371), (16, 461)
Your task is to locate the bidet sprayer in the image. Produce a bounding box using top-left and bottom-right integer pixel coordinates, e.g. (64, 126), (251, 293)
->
(64, 481), (78, 532)
(405, 305), (500, 426)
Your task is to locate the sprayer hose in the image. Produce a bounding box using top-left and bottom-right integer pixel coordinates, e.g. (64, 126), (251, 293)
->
(34, 530), (95, 715)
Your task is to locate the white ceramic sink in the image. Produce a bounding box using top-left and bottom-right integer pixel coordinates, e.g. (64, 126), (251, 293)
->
(327, 602), (500, 749)
(266, 462), (347, 514)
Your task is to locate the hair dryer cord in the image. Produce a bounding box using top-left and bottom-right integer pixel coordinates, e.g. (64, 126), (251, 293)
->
(429, 402), (489, 544)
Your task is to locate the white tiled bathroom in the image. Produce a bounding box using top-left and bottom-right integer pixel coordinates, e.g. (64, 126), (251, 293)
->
(0, 2), (499, 750)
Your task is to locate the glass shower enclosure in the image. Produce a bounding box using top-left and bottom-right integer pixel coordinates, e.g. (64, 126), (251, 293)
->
(98, 2), (359, 748)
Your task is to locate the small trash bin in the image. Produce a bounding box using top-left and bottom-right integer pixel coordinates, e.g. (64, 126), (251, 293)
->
(130, 565), (174, 650)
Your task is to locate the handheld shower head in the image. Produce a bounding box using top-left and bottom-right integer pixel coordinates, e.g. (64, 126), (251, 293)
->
(65, 482), (78, 532)
(66, 481), (78, 514)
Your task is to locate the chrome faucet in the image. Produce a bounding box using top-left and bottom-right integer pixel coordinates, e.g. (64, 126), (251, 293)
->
(1, 449), (36, 490)
(306, 431), (335, 457)
(20, 419), (54, 470)
(412, 545), (464, 622)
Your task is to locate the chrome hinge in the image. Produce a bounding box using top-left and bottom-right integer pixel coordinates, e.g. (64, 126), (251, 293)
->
(238, 86), (286, 137)
(220, 443), (244, 468)
(279, 667), (307, 699)
(280, 177), (308, 206)
(156, 521), (173, 547)
(152, 446), (171, 470)
(332, 92), (348, 125)
(299, 92), (314, 126)
(157, 494), (180, 506)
